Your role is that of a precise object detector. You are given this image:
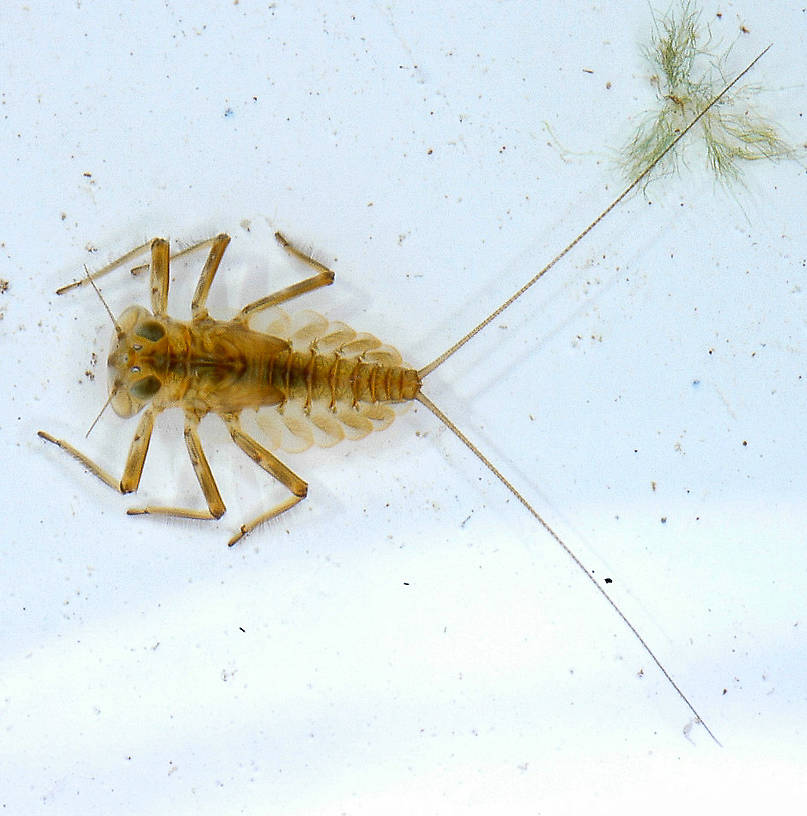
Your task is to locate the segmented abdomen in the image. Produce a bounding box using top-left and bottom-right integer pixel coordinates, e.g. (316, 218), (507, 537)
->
(261, 348), (419, 409)
(250, 309), (420, 453)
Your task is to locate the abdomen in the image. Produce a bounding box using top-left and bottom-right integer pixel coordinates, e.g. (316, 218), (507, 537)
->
(209, 309), (421, 452)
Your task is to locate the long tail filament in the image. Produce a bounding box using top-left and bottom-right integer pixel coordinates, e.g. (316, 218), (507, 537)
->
(411, 45), (775, 747)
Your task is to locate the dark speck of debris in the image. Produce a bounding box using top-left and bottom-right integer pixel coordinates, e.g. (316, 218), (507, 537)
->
(604, 577), (612, 584)
(224, 107), (234, 118)
(0, 279), (8, 294)
(660, 517), (667, 524)
(239, 626), (245, 632)
(692, 379), (701, 387)
(742, 440), (748, 447)
(403, 582), (410, 586)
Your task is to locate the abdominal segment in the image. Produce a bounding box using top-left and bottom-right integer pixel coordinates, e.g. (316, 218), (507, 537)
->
(245, 309), (421, 453)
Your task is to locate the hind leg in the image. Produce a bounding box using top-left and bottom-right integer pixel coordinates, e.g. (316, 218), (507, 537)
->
(237, 231), (336, 321)
(220, 413), (308, 546)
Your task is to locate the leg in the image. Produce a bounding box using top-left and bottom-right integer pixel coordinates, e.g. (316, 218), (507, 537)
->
(237, 231), (335, 320)
(55, 234), (231, 299)
(149, 238), (170, 315)
(190, 234), (231, 320)
(154, 233), (231, 316)
(38, 407), (156, 495)
(220, 413), (308, 547)
(128, 413), (226, 521)
(274, 231), (335, 276)
(57, 239), (154, 295)
(38, 430), (125, 492)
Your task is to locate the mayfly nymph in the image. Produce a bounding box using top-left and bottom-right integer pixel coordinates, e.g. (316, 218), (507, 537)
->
(38, 47), (772, 745)
(39, 231), (422, 548)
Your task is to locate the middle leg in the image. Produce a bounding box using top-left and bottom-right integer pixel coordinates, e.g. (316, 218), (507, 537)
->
(127, 413), (226, 522)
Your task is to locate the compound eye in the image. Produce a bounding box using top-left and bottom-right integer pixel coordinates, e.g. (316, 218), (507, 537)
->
(130, 375), (161, 401)
(135, 320), (165, 342)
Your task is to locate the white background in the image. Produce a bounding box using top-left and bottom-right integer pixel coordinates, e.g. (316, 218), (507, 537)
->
(2, 1), (805, 813)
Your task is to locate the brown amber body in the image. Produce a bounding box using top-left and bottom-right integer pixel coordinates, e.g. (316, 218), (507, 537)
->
(109, 310), (421, 419)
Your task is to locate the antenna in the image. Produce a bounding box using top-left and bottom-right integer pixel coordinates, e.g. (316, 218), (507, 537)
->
(84, 264), (124, 339)
(85, 389), (116, 438)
